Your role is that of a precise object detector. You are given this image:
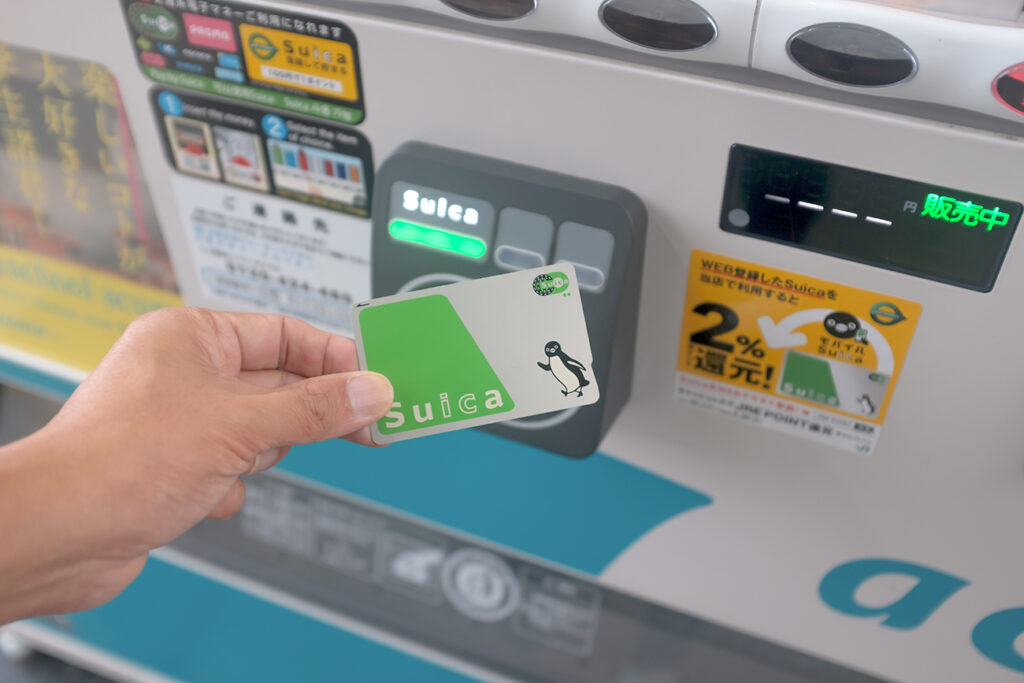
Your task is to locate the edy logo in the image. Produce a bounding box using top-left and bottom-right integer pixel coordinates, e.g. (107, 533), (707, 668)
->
(247, 33), (278, 60)
(532, 271), (570, 297)
(129, 3), (179, 40)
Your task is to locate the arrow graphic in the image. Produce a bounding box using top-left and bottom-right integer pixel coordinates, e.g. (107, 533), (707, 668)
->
(757, 308), (895, 375)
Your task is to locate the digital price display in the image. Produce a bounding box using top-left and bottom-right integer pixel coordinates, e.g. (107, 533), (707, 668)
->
(720, 145), (1022, 292)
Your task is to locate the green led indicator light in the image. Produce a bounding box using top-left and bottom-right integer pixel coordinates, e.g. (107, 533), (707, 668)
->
(920, 193), (1010, 231)
(389, 220), (487, 259)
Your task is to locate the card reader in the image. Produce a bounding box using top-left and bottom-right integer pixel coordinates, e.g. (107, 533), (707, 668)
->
(370, 142), (647, 457)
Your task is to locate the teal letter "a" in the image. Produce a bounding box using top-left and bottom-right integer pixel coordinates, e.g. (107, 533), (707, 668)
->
(819, 558), (969, 629)
(972, 608), (1024, 674)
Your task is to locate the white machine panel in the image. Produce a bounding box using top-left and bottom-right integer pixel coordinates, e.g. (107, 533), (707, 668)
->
(0, 1), (1022, 682)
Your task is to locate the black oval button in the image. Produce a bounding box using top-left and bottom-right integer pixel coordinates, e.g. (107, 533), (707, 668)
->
(441, 0), (536, 20)
(787, 23), (917, 87)
(600, 0), (717, 51)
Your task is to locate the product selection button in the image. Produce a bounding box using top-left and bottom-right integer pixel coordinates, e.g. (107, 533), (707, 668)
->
(440, 0), (536, 20)
(787, 23), (917, 87)
(993, 63), (1024, 116)
(600, 0), (717, 51)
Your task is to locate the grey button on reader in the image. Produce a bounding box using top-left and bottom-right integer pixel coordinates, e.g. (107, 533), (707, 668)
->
(554, 222), (615, 293)
(495, 207), (554, 271)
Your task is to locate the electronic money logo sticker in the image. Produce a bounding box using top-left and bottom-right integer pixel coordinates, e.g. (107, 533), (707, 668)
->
(532, 271), (570, 297)
(128, 2), (179, 40)
(870, 302), (907, 327)
(247, 33), (278, 60)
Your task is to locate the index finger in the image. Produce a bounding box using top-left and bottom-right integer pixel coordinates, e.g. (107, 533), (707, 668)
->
(218, 311), (360, 376)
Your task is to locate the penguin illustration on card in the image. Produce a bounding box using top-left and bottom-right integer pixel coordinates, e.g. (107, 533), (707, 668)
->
(537, 341), (590, 397)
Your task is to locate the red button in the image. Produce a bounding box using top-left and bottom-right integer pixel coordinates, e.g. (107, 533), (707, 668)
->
(992, 63), (1024, 116)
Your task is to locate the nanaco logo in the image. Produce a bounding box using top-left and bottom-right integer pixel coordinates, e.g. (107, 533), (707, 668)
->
(247, 33), (278, 60)
(129, 3), (179, 40)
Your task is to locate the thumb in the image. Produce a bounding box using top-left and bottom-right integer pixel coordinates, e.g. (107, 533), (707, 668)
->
(246, 371), (393, 448)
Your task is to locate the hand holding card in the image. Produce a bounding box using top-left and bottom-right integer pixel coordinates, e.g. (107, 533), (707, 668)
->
(352, 265), (599, 444)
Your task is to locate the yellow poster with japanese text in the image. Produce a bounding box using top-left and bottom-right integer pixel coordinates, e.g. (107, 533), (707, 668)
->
(239, 24), (359, 102)
(676, 251), (921, 454)
(0, 44), (181, 373)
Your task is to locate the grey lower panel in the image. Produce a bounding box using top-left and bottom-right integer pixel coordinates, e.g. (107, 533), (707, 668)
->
(171, 474), (886, 683)
(0, 650), (111, 683)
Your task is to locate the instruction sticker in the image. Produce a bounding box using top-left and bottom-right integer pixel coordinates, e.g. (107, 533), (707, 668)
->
(353, 266), (599, 445)
(675, 251), (921, 455)
(168, 175), (370, 334)
(152, 89), (372, 216)
(121, 0), (366, 125)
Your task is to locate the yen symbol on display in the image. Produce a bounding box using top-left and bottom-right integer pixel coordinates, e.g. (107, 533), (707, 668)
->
(870, 302), (907, 326)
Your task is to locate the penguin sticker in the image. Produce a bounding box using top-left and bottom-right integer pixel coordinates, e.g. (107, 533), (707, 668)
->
(857, 394), (876, 417)
(537, 341), (590, 397)
(824, 311), (869, 344)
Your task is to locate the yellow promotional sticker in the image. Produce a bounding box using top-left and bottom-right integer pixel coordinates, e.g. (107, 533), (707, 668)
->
(239, 24), (358, 102)
(676, 251), (921, 454)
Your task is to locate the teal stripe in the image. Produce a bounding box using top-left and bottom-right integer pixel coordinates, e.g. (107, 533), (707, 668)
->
(0, 356), (78, 400)
(35, 557), (479, 683)
(0, 360), (712, 575)
(278, 429), (712, 575)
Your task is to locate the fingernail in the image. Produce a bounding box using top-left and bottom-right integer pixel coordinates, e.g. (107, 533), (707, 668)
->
(347, 372), (393, 418)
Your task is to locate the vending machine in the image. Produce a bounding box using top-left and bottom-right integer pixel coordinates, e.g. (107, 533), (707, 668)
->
(0, 0), (1022, 681)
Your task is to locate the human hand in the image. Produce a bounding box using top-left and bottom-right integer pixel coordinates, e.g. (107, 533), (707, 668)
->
(0, 307), (392, 624)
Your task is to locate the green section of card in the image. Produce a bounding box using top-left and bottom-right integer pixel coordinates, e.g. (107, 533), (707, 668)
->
(780, 351), (839, 405)
(359, 295), (514, 434)
(142, 66), (363, 125)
